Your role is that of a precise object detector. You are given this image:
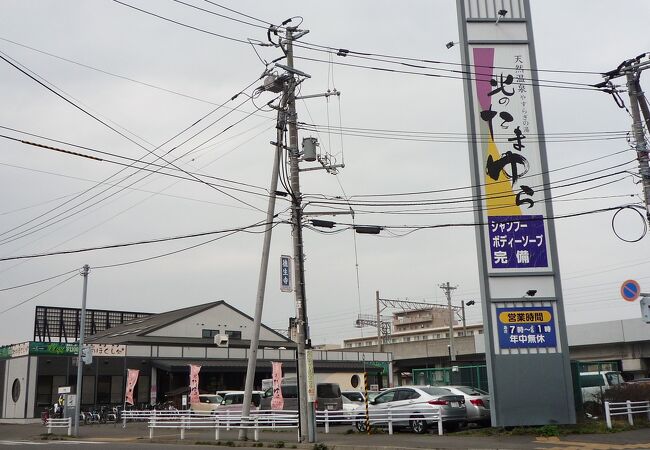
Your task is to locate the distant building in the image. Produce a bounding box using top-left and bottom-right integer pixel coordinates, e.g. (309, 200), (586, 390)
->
(0, 300), (391, 421)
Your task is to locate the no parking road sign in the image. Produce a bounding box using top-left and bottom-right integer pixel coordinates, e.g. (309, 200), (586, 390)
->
(621, 279), (641, 302)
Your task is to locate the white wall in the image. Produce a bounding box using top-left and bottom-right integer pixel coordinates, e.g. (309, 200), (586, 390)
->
(147, 304), (280, 341)
(568, 319), (650, 346)
(2, 356), (32, 419)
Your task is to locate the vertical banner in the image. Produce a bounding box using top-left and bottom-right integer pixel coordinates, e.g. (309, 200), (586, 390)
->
(125, 369), (139, 406)
(189, 364), (201, 404)
(305, 350), (315, 403)
(471, 45), (551, 272)
(271, 361), (284, 410)
(280, 255), (293, 292)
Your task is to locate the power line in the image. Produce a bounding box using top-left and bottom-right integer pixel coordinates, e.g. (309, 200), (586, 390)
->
(0, 35), (275, 116)
(94, 219), (286, 270)
(200, 0), (276, 27)
(293, 39), (605, 76)
(315, 203), (643, 237)
(111, 0), (270, 46)
(293, 43), (601, 89)
(0, 50), (269, 216)
(170, 0), (270, 30)
(0, 127), (272, 194)
(0, 56), (270, 244)
(0, 272), (79, 315)
(299, 123), (628, 143)
(0, 220), (285, 262)
(0, 268), (79, 292)
(303, 148), (633, 201)
(294, 55), (605, 92)
(0, 133), (280, 205)
(304, 160), (636, 208)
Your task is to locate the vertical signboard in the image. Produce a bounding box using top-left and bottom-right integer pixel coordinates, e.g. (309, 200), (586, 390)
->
(457, 0), (575, 425)
(280, 255), (293, 292)
(305, 349), (315, 403)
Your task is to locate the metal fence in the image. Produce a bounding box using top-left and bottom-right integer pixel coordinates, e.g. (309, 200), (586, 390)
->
(121, 407), (444, 441)
(604, 401), (650, 429)
(45, 417), (72, 436)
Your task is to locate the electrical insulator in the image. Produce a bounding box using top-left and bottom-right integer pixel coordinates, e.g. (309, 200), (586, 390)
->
(302, 137), (318, 162)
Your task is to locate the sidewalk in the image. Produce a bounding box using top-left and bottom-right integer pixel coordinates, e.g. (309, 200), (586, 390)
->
(1, 421), (649, 449)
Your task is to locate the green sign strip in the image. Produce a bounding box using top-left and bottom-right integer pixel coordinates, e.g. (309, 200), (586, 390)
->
(28, 342), (79, 356)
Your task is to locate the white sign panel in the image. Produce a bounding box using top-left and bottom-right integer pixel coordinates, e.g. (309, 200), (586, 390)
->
(90, 344), (126, 357)
(469, 45), (552, 274)
(305, 350), (315, 403)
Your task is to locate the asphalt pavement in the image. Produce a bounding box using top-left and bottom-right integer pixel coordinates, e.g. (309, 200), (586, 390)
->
(1, 421), (649, 449)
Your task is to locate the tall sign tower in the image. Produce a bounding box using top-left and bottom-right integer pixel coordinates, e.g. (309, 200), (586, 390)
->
(456, 0), (576, 425)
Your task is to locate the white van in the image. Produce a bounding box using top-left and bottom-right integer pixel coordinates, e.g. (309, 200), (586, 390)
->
(579, 371), (623, 402)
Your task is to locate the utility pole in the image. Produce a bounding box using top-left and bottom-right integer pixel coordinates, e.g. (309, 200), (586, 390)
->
(73, 264), (89, 437)
(375, 291), (381, 352)
(625, 69), (650, 222)
(461, 300), (467, 337)
(440, 282), (457, 362)
(285, 27), (315, 443)
(239, 86), (290, 440)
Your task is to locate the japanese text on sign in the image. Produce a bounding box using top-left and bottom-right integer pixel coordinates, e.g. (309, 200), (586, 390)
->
(488, 216), (548, 269)
(472, 47), (551, 272)
(496, 306), (556, 349)
(280, 255), (293, 293)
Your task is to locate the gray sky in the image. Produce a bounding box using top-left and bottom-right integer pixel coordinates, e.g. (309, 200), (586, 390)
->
(0, 0), (649, 346)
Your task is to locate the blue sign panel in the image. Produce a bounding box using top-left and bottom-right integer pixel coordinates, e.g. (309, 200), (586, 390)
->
(280, 255), (292, 293)
(496, 306), (556, 349)
(488, 215), (548, 269)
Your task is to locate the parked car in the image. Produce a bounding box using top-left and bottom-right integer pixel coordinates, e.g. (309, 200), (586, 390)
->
(342, 391), (365, 403)
(579, 371), (623, 403)
(440, 385), (490, 426)
(190, 394), (223, 414)
(355, 386), (467, 434)
(215, 391), (263, 414)
(340, 394), (361, 423)
(366, 391), (381, 402)
(260, 382), (343, 411)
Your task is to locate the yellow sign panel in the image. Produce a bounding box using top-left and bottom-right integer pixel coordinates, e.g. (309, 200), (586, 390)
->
(498, 310), (552, 324)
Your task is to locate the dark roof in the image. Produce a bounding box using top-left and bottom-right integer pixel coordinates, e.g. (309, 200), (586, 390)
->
(86, 300), (290, 345)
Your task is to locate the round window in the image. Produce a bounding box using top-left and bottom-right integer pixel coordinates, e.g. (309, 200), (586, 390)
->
(351, 374), (360, 388)
(11, 378), (20, 402)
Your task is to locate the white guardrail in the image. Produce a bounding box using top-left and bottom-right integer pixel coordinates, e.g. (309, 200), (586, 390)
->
(604, 401), (650, 429)
(316, 409), (443, 436)
(122, 407), (443, 441)
(146, 410), (299, 441)
(45, 417), (72, 436)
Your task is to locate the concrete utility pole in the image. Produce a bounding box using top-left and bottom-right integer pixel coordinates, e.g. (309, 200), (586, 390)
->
(461, 300), (467, 337)
(285, 28), (315, 443)
(376, 291), (381, 352)
(440, 282), (457, 362)
(239, 89), (290, 440)
(625, 70), (650, 222)
(73, 264), (90, 437)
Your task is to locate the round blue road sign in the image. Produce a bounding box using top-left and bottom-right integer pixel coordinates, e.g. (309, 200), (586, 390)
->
(621, 279), (641, 302)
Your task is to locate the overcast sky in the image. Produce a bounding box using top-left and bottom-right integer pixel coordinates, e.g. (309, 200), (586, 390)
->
(0, 0), (649, 346)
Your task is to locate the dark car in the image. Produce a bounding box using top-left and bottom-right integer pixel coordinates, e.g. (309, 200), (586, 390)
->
(260, 382), (343, 411)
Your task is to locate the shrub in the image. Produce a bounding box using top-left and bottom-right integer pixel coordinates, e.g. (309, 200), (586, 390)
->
(604, 383), (650, 403)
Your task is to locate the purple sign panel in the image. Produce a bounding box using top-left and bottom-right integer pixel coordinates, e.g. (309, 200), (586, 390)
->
(496, 306), (557, 349)
(488, 215), (548, 269)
